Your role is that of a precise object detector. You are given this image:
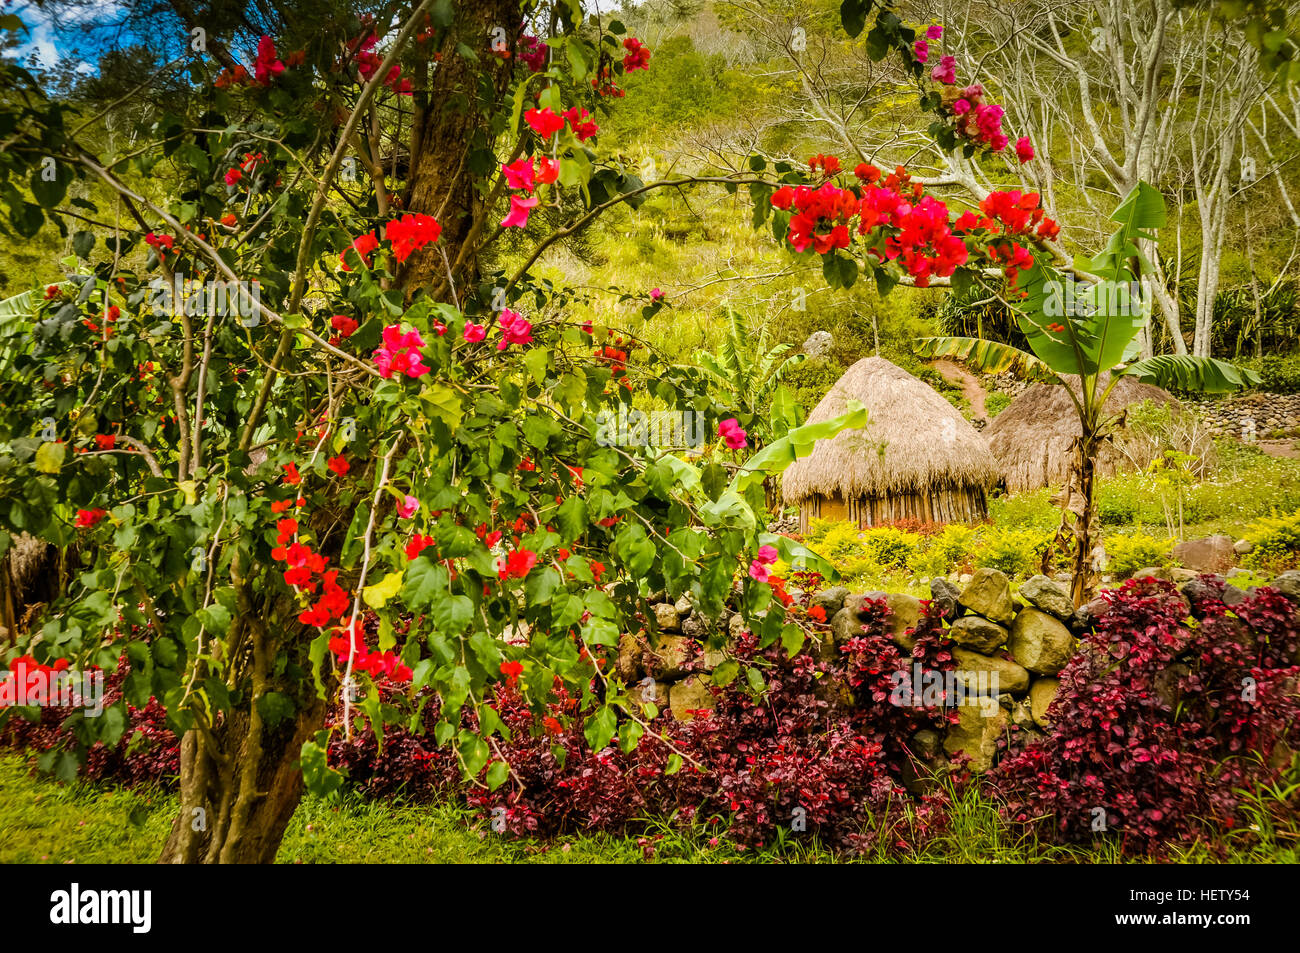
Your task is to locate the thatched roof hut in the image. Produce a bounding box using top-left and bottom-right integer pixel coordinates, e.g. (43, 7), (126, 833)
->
(783, 357), (999, 531)
(983, 373), (1178, 493)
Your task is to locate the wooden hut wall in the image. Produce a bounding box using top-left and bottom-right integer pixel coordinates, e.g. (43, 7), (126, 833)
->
(798, 487), (987, 533)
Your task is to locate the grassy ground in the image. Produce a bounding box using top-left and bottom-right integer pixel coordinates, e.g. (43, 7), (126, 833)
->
(1, 753), (1293, 864)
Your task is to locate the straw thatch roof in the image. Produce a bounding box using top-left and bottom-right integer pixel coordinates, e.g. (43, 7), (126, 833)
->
(983, 373), (1178, 493)
(782, 357), (999, 503)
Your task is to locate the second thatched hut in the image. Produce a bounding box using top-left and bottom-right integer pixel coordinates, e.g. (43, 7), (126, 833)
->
(782, 357), (999, 532)
(982, 373), (1179, 494)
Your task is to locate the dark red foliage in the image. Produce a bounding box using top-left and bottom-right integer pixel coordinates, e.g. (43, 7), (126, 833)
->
(0, 665), (179, 785)
(994, 578), (1300, 853)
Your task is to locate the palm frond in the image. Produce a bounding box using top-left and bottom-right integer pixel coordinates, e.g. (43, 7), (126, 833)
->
(915, 337), (1056, 381)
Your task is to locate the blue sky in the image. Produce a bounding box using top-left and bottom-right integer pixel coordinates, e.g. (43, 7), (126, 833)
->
(6, 0), (129, 72)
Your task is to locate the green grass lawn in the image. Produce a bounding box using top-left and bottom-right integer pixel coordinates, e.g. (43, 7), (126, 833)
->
(2, 753), (1294, 864)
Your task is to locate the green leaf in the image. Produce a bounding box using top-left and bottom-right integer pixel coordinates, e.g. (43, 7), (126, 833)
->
(401, 557), (448, 608)
(728, 401), (869, 494)
(362, 570), (404, 608)
(915, 337), (1054, 380)
(1118, 355), (1258, 394)
(422, 383), (463, 431)
(584, 705), (618, 751)
(35, 441), (66, 474)
(486, 759), (510, 790)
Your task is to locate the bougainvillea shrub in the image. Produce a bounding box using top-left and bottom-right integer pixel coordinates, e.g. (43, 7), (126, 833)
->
(995, 578), (1300, 853)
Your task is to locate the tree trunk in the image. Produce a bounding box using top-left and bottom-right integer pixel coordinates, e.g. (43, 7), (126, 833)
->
(159, 602), (327, 864)
(1069, 437), (1099, 608)
(399, 0), (522, 299)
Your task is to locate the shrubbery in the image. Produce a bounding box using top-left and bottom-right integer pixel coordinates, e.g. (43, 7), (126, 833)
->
(1106, 533), (1174, 577)
(1241, 509), (1300, 572)
(997, 578), (1300, 853)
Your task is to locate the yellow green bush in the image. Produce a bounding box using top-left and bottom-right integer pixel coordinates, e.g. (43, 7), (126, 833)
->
(1241, 510), (1300, 572)
(1105, 533), (1174, 576)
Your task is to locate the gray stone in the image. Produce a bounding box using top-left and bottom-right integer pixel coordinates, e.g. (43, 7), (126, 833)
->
(949, 615), (1009, 653)
(648, 634), (691, 679)
(1129, 566), (1173, 582)
(1008, 698), (1036, 730)
(728, 612), (748, 640)
(1172, 534), (1236, 573)
(1007, 608), (1075, 675)
(673, 594), (694, 617)
(912, 729), (941, 760)
(1029, 677), (1060, 727)
(1234, 538), (1254, 555)
(802, 329), (834, 358)
(943, 703), (1008, 772)
(811, 586), (849, 615)
(830, 606), (864, 645)
(682, 613), (710, 640)
(615, 632), (643, 681)
(1271, 570), (1300, 603)
(929, 577), (960, 620)
(633, 676), (670, 708)
(1226, 567), (1251, 579)
(957, 568), (1016, 625)
(1018, 575), (1074, 620)
(883, 592), (922, 651)
(652, 602), (681, 633)
(951, 647), (1030, 696)
(1074, 597), (1110, 630)
(669, 675), (717, 721)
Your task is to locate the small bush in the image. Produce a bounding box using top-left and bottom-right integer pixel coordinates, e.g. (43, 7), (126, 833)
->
(859, 526), (921, 569)
(987, 488), (1059, 532)
(974, 527), (1051, 578)
(908, 524), (977, 578)
(1105, 532), (1173, 576)
(984, 392), (1011, 418)
(1241, 509), (1300, 572)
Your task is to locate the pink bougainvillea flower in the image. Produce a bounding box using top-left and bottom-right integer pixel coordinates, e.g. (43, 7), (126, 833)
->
(926, 24), (943, 40)
(501, 194), (538, 228)
(755, 544), (779, 565)
(536, 157), (560, 185)
(372, 324), (430, 379)
(340, 232), (379, 271)
(396, 494), (419, 519)
(524, 107), (565, 137)
(463, 321), (486, 342)
(913, 39), (928, 63)
(502, 158), (536, 192)
(952, 98), (971, 115)
(748, 560), (771, 583)
(718, 417), (748, 450)
(931, 55), (956, 84)
(254, 35), (285, 85)
(496, 309), (534, 350)
(650, 288), (663, 300)
(1015, 136), (1035, 163)
(384, 213), (441, 263)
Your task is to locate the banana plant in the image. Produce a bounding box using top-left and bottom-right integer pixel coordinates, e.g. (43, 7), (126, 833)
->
(918, 182), (1258, 606)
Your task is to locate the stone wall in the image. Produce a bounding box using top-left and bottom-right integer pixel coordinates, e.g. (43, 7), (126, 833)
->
(631, 569), (1086, 773)
(1190, 391), (1300, 439)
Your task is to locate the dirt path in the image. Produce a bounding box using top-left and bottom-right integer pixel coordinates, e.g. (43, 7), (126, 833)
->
(929, 359), (989, 420)
(1257, 438), (1300, 460)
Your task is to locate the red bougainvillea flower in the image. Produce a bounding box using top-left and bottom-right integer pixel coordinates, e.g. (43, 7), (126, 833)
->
(144, 232), (175, 257)
(405, 534), (435, 560)
(536, 157), (561, 185)
(502, 158), (536, 192)
(1015, 136), (1035, 163)
(372, 324), (430, 379)
(463, 321), (486, 343)
(718, 418), (748, 449)
(75, 508), (108, 528)
(524, 107), (565, 137)
(330, 314), (358, 337)
(327, 455), (349, 476)
(496, 309), (534, 350)
(500, 660), (524, 686)
(224, 167), (243, 186)
(214, 64), (250, 88)
(254, 36), (285, 85)
(1046, 322), (1067, 333)
(384, 213), (441, 263)
(931, 55), (956, 84)
(44, 285), (61, 299)
(808, 153), (840, 176)
(501, 194), (538, 228)
(94, 434), (116, 451)
(807, 604), (827, 622)
(622, 37), (651, 71)
(497, 549), (537, 579)
(543, 715), (563, 735)
(339, 232), (379, 271)
(563, 107), (599, 141)
(854, 163), (881, 183)
(282, 462), (302, 485)
(397, 494), (420, 519)
(220, 212), (238, 227)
